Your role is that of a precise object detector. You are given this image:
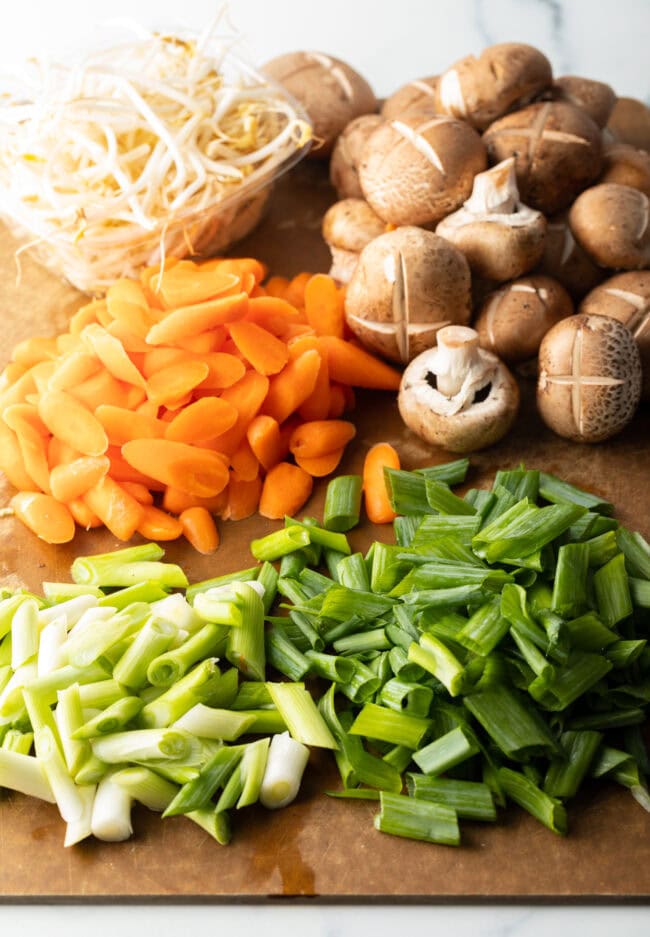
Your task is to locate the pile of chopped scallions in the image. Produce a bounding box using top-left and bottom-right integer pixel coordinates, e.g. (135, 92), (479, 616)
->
(0, 18), (312, 290)
(1, 459), (649, 849)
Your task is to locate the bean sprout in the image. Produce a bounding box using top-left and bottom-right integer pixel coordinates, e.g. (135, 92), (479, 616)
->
(0, 22), (312, 293)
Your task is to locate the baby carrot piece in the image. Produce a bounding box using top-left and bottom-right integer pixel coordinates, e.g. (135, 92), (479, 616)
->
(10, 336), (58, 368)
(314, 336), (401, 390)
(0, 422), (38, 491)
(141, 347), (190, 378)
(145, 293), (249, 346)
(196, 353), (246, 390)
(227, 320), (289, 376)
(262, 349), (322, 424)
(175, 330), (225, 355)
(37, 390), (108, 457)
(69, 299), (104, 334)
(179, 506), (220, 554)
(120, 481), (154, 505)
(304, 274), (345, 338)
(67, 498), (102, 529)
(3, 407), (51, 493)
(49, 455), (110, 503)
(106, 446), (163, 490)
(284, 272), (312, 308)
(81, 324), (147, 388)
(203, 257), (267, 284)
(95, 404), (167, 446)
(289, 420), (356, 461)
(230, 439), (260, 482)
(83, 476), (145, 541)
(212, 370), (270, 454)
(47, 437), (80, 468)
(327, 385), (347, 419)
(136, 505), (184, 541)
(259, 462), (313, 520)
(246, 415), (283, 471)
(48, 351), (102, 391)
(294, 447), (346, 478)
(298, 353), (331, 422)
(71, 369), (145, 411)
(363, 442), (401, 524)
(164, 397), (238, 443)
(245, 296), (302, 337)
(221, 476), (262, 521)
(106, 278), (154, 338)
(162, 486), (228, 516)
(152, 262), (241, 308)
(121, 439), (230, 498)
(263, 276), (290, 299)
(146, 360), (209, 407)
(11, 491), (76, 544)
(106, 320), (152, 354)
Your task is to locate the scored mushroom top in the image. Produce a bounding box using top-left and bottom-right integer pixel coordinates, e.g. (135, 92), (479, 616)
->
(398, 325), (520, 452)
(579, 270), (650, 400)
(569, 183), (650, 270)
(435, 158), (547, 281)
(606, 97), (650, 153)
(548, 76), (617, 128)
(599, 142), (650, 197)
(434, 42), (552, 131)
(344, 226), (472, 364)
(262, 51), (377, 157)
(329, 114), (383, 199)
(537, 313), (642, 443)
(381, 75), (440, 120)
(483, 101), (603, 215)
(358, 112), (487, 227)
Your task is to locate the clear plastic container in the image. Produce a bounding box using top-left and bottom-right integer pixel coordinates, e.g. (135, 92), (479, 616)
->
(0, 31), (312, 294)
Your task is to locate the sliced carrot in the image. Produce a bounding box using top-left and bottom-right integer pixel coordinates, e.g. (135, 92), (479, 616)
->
(151, 261), (241, 308)
(70, 370), (144, 412)
(93, 404), (166, 448)
(327, 384), (347, 419)
(283, 272), (312, 309)
(121, 438), (230, 498)
(297, 352), (330, 422)
(363, 442), (400, 524)
(210, 370), (270, 455)
(162, 486), (228, 516)
(10, 336), (58, 368)
(175, 329), (225, 355)
(246, 415), (283, 471)
(164, 397), (238, 443)
(48, 351), (102, 392)
(222, 476), (263, 521)
(146, 360), (209, 406)
(304, 273), (345, 338)
(289, 420), (356, 461)
(28, 361), (57, 395)
(49, 455), (110, 503)
(3, 402), (49, 437)
(136, 505), (184, 541)
(145, 292), (249, 345)
(230, 438), (260, 482)
(294, 447), (345, 478)
(11, 491), (76, 544)
(1, 362), (27, 386)
(202, 257), (267, 284)
(245, 296), (302, 336)
(83, 476), (145, 541)
(3, 407), (51, 493)
(262, 349), (322, 424)
(180, 506), (220, 554)
(0, 422), (39, 491)
(105, 320), (152, 353)
(47, 437), (81, 468)
(258, 462), (313, 520)
(141, 347), (190, 379)
(37, 390), (108, 457)
(263, 275), (290, 299)
(69, 299), (104, 334)
(67, 497), (102, 529)
(196, 352), (247, 391)
(106, 278), (155, 338)
(119, 481), (154, 505)
(81, 324), (147, 389)
(228, 320), (289, 376)
(106, 446), (164, 490)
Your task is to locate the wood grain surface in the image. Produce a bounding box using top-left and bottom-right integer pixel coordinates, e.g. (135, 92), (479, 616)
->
(0, 161), (649, 899)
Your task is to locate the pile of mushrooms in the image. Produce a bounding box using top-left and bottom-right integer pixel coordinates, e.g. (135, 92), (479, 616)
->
(265, 41), (650, 449)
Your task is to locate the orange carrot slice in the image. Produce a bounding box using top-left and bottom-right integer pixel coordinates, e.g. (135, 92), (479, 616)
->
(228, 320), (289, 376)
(48, 351), (102, 391)
(146, 360), (209, 406)
(95, 405), (167, 447)
(10, 336), (58, 368)
(283, 272), (312, 308)
(81, 324), (147, 388)
(164, 397), (238, 443)
(262, 349), (322, 424)
(196, 353), (247, 390)
(3, 407), (52, 493)
(70, 370), (145, 412)
(289, 419), (356, 461)
(363, 442), (400, 524)
(179, 506), (220, 554)
(263, 275), (290, 299)
(119, 481), (154, 505)
(294, 447), (346, 477)
(49, 455), (110, 503)
(315, 336), (401, 390)
(106, 278), (155, 338)
(162, 486), (228, 516)
(0, 421), (39, 491)
(304, 273), (345, 338)
(67, 498), (102, 529)
(136, 505), (184, 541)
(11, 492), (76, 544)
(83, 476), (145, 541)
(37, 390), (108, 457)
(259, 462), (313, 519)
(121, 439), (230, 498)
(145, 292), (249, 345)
(297, 352), (331, 422)
(230, 438), (260, 482)
(246, 415), (283, 471)
(211, 370), (270, 455)
(152, 261), (241, 308)
(222, 476), (262, 521)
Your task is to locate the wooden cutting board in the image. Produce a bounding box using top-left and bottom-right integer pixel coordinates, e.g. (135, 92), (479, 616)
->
(1, 161), (649, 899)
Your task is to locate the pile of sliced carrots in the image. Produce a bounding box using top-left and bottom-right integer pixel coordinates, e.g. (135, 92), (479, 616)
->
(0, 258), (401, 551)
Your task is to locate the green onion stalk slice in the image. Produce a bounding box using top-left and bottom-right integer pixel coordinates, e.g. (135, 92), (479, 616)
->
(349, 701), (430, 750)
(112, 617), (178, 688)
(412, 725), (480, 777)
(63, 782), (96, 849)
(91, 728), (199, 764)
(36, 615), (67, 677)
(226, 582), (266, 682)
(163, 745), (245, 817)
(55, 685), (94, 777)
(323, 474), (363, 532)
(111, 766), (178, 812)
(146, 622), (225, 687)
(374, 791), (460, 846)
(406, 775), (497, 822)
(259, 731), (309, 809)
(236, 737), (270, 809)
(62, 602), (151, 668)
(173, 704), (256, 741)
(266, 682), (338, 749)
(11, 598), (40, 670)
(0, 747), (55, 802)
(90, 771), (133, 842)
(498, 766), (567, 835)
(72, 695), (144, 739)
(139, 657), (222, 728)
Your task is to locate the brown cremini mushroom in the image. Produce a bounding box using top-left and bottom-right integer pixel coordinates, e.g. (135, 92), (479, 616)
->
(398, 325), (520, 452)
(381, 76), (440, 120)
(434, 42), (552, 131)
(435, 158), (547, 281)
(483, 101), (603, 215)
(537, 314), (642, 442)
(536, 213), (605, 299)
(599, 142), (650, 197)
(569, 183), (650, 270)
(321, 198), (386, 283)
(474, 275), (574, 364)
(344, 226), (471, 364)
(579, 271), (650, 400)
(262, 51), (377, 157)
(329, 114), (383, 199)
(358, 112), (487, 227)
(548, 76), (617, 128)
(606, 97), (650, 152)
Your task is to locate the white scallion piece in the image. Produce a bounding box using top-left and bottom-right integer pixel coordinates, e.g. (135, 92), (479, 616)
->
(64, 783), (96, 848)
(173, 704), (255, 741)
(37, 615), (67, 676)
(11, 598), (39, 670)
(0, 748), (55, 803)
(259, 731), (310, 810)
(38, 594), (99, 629)
(90, 772), (133, 842)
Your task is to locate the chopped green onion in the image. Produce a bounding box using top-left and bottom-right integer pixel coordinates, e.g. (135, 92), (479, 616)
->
(498, 766), (567, 835)
(173, 705), (256, 740)
(593, 553), (633, 626)
(259, 731), (309, 809)
(349, 701), (430, 749)
(406, 775), (496, 822)
(323, 475), (362, 532)
(538, 472), (613, 515)
(250, 527), (311, 562)
(266, 682), (337, 749)
(374, 791), (460, 846)
(163, 745), (244, 817)
(425, 479), (476, 516)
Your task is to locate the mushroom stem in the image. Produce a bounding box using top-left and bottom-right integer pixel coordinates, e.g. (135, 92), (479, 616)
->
(434, 325), (482, 396)
(464, 158), (519, 215)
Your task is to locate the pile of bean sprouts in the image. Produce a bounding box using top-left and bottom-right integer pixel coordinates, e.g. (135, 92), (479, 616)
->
(0, 21), (312, 292)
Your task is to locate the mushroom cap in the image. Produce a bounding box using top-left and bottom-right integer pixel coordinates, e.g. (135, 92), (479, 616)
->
(329, 114), (383, 198)
(322, 198), (387, 252)
(483, 101), (603, 215)
(381, 75), (440, 120)
(537, 313), (642, 442)
(606, 97), (650, 153)
(358, 113), (487, 227)
(579, 271), (650, 399)
(599, 142), (650, 197)
(474, 275), (574, 363)
(398, 345), (520, 452)
(435, 42), (552, 131)
(549, 76), (617, 128)
(536, 212), (605, 299)
(569, 183), (650, 270)
(435, 159), (547, 281)
(262, 51), (377, 157)
(344, 226), (472, 363)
